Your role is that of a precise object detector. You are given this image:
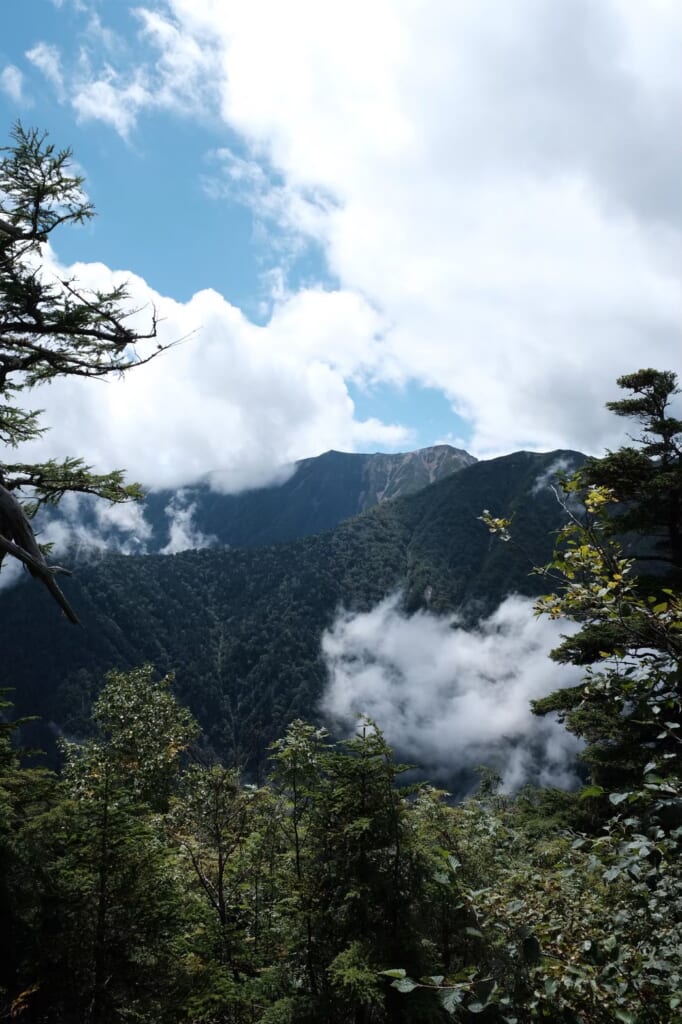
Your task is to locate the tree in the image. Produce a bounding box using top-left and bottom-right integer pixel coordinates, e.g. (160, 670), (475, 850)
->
(530, 374), (682, 796)
(8, 668), (198, 1023)
(480, 371), (682, 795)
(268, 721), (439, 1024)
(582, 368), (682, 572)
(0, 122), (175, 621)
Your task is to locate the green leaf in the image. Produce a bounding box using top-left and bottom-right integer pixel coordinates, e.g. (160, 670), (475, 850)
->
(609, 792), (630, 805)
(391, 977), (418, 993)
(440, 988), (462, 1014)
(580, 785), (604, 801)
(379, 969), (406, 979)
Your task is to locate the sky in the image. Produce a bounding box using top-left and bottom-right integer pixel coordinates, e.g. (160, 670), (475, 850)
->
(1, 0), (681, 493)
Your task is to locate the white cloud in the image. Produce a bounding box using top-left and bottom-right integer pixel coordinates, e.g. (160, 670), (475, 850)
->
(71, 72), (150, 139)
(321, 593), (584, 792)
(67, 7), (223, 138)
(26, 42), (65, 100)
(0, 65), (30, 105)
(202, 147), (334, 261)
(15, 1), (682, 460)
(117, 0), (680, 458)
(94, 499), (152, 546)
(531, 456), (581, 496)
(0, 557), (24, 592)
(160, 491), (216, 553)
(31, 492), (152, 560)
(13, 246), (410, 491)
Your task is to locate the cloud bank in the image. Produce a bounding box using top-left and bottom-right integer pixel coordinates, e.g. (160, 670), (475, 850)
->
(321, 593), (584, 792)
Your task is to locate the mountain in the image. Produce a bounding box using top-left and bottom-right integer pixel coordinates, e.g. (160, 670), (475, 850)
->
(7, 449), (583, 775)
(47, 445), (475, 555)
(140, 444), (477, 550)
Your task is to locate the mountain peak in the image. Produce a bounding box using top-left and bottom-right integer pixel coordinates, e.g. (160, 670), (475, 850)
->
(135, 444), (476, 551)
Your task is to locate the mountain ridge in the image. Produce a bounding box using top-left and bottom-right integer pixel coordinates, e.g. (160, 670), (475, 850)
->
(142, 443), (476, 552)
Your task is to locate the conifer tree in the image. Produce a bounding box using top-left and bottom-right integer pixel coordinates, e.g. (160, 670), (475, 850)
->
(0, 122), (174, 619)
(582, 368), (682, 571)
(7, 668), (197, 1022)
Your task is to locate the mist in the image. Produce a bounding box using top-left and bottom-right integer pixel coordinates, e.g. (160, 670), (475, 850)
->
(320, 593), (584, 793)
(160, 492), (217, 554)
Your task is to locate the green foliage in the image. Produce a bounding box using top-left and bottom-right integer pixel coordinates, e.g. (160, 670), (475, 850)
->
(4, 447), (579, 776)
(530, 476), (682, 793)
(461, 368), (682, 1021)
(0, 669), (197, 1022)
(581, 368), (682, 570)
(88, 665), (200, 808)
(3, 669), (681, 1023)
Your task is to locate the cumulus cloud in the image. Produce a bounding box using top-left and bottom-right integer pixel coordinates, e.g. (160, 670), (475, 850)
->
(30, 493), (153, 562)
(14, 1), (682, 468)
(91, 0), (678, 458)
(0, 558), (24, 593)
(12, 246), (408, 491)
(321, 593), (584, 792)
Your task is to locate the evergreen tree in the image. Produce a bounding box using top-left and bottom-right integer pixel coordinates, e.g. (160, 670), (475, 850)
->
(482, 370), (682, 795)
(582, 368), (682, 571)
(268, 721), (440, 1023)
(0, 123), (173, 618)
(5, 668), (197, 1022)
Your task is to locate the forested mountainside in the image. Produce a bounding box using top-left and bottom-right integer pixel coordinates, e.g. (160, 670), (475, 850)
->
(59, 444), (476, 553)
(7, 449), (582, 773)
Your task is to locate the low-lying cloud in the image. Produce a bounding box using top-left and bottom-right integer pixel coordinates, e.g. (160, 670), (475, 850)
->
(160, 491), (217, 554)
(29, 493), (153, 564)
(321, 593), (584, 793)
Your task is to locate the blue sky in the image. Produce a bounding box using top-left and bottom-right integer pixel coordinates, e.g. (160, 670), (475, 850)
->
(1, 0), (680, 492)
(2, 3), (317, 308)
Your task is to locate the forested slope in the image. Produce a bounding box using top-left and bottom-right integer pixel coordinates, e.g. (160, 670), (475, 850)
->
(7, 449), (582, 772)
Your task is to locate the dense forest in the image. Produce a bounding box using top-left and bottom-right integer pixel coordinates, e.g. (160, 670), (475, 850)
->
(1, 129), (681, 1022)
(6, 446), (582, 775)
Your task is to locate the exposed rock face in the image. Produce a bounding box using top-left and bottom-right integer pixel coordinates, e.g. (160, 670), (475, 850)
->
(358, 445), (476, 510)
